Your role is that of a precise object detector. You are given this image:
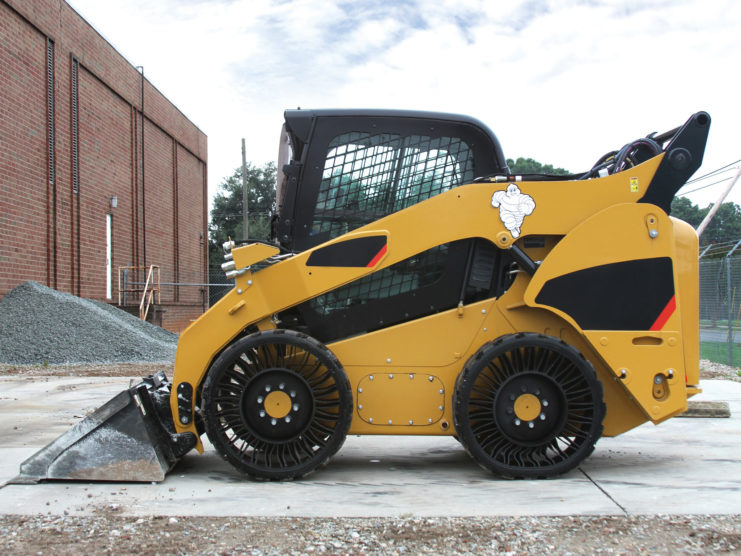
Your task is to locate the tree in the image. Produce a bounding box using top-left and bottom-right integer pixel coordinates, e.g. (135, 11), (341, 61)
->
(670, 197), (704, 228)
(670, 197), (741, 246)
(507, 157), (570, 175)
(209, 162), (277, 267)
(699, 202), (741, 245)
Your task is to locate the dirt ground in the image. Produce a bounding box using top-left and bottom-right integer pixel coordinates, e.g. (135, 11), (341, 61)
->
(0, 361), (173, 378)
(1, 361), (740, 555)
(2, 514), (741, 555)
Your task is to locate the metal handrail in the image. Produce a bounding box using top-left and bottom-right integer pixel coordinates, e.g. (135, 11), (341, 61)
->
(118, 265), (160, 321)
(139, 265), (160, 321)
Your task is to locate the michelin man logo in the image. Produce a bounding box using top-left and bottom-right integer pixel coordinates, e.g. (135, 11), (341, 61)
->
(491, 184), (535, 238)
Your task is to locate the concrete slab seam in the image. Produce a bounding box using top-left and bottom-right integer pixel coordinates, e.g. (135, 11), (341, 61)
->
(579, 467), (629, 516)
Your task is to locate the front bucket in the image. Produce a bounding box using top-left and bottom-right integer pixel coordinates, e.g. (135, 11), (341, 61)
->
(12, 373), (196, 483)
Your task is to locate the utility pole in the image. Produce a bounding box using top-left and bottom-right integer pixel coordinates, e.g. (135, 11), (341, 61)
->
(696, 165), (741, 238)
(241, 138), (249, 240)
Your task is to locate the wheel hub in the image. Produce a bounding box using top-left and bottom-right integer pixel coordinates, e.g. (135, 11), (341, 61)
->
(240, 369), (314, 442)
(264, 391), (292, 419)
(513, 393), (541, 422)
(494, 372), (566, 446)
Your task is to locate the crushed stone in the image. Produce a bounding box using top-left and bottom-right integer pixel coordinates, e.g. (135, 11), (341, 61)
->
(700, 359), (741, 382)
(0, 281), (176, 365)
(1, 514), (740, 555)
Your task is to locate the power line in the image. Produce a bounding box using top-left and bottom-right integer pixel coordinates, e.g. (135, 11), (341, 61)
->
(676, 159), (741, 198)
(680, 169), (735, 190)
(684, 159), (741, 185)
(680, 175), (734, 196)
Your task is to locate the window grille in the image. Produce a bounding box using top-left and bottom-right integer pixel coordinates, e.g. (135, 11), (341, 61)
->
(308, 243), (450, 316)
(311, 133), (474, 241)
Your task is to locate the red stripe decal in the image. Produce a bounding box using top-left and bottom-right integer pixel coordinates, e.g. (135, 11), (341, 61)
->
(649, 295), (676, 331)
(366, 243), (387, 267)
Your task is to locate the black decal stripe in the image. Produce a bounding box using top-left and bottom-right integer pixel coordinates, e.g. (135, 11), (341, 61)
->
(306, 236), (387, 267)
(534, 258), (675, 330)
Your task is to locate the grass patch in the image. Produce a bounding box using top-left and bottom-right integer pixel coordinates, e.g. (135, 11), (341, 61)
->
(700, 340), (741, 365)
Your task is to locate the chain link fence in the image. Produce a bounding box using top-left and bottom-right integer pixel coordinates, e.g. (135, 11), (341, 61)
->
(208, 267), (233, 306)
(699, 240), (741, 367)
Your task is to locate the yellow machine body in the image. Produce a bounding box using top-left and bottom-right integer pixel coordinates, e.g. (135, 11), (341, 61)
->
(172, 153), (699, 451)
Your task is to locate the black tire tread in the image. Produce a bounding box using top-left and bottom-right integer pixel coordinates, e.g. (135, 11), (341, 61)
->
(453, 332), (605, 479)
(202, 329), (352, 481)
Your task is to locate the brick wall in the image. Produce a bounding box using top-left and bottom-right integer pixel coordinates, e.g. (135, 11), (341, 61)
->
(0, 0), (208, 333)
(0, 2), (47, 288)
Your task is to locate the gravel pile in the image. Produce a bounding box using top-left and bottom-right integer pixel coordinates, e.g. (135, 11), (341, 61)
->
(0, 281), (177, 365)
(700, 359), (741, 382)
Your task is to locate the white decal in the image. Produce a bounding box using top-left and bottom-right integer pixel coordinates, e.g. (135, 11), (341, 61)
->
(491, 184), (535, 239)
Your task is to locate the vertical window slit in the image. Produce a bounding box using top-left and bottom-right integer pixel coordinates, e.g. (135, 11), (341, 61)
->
(46, 38), (56, 288)
(71, 58), (79, 194)
(46, 38), (55, 188)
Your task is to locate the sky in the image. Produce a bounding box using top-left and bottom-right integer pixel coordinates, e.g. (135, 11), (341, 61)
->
(66, 0), (741, 210)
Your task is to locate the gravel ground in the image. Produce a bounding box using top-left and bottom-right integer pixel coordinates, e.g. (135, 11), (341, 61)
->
(698, 359), (741, 382)
(1, 514), (740, 554)
(0, 282), (176, 365)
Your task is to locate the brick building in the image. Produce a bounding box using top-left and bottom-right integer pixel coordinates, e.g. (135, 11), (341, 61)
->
(0, 0), (208, 332)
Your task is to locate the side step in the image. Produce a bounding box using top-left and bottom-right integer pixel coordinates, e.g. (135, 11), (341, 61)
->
(12, 372), (197, 483)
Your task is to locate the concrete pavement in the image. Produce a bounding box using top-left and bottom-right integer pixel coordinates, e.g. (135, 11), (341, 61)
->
(700, 328), (737, 343)
(0, 375), (739, 517)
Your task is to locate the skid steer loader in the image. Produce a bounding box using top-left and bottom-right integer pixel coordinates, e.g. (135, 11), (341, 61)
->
(16, 109), (710, 482)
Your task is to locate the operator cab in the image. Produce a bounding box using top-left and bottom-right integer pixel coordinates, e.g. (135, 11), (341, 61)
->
(273, 109), (513, 343)
(274, 109), (509, 252)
